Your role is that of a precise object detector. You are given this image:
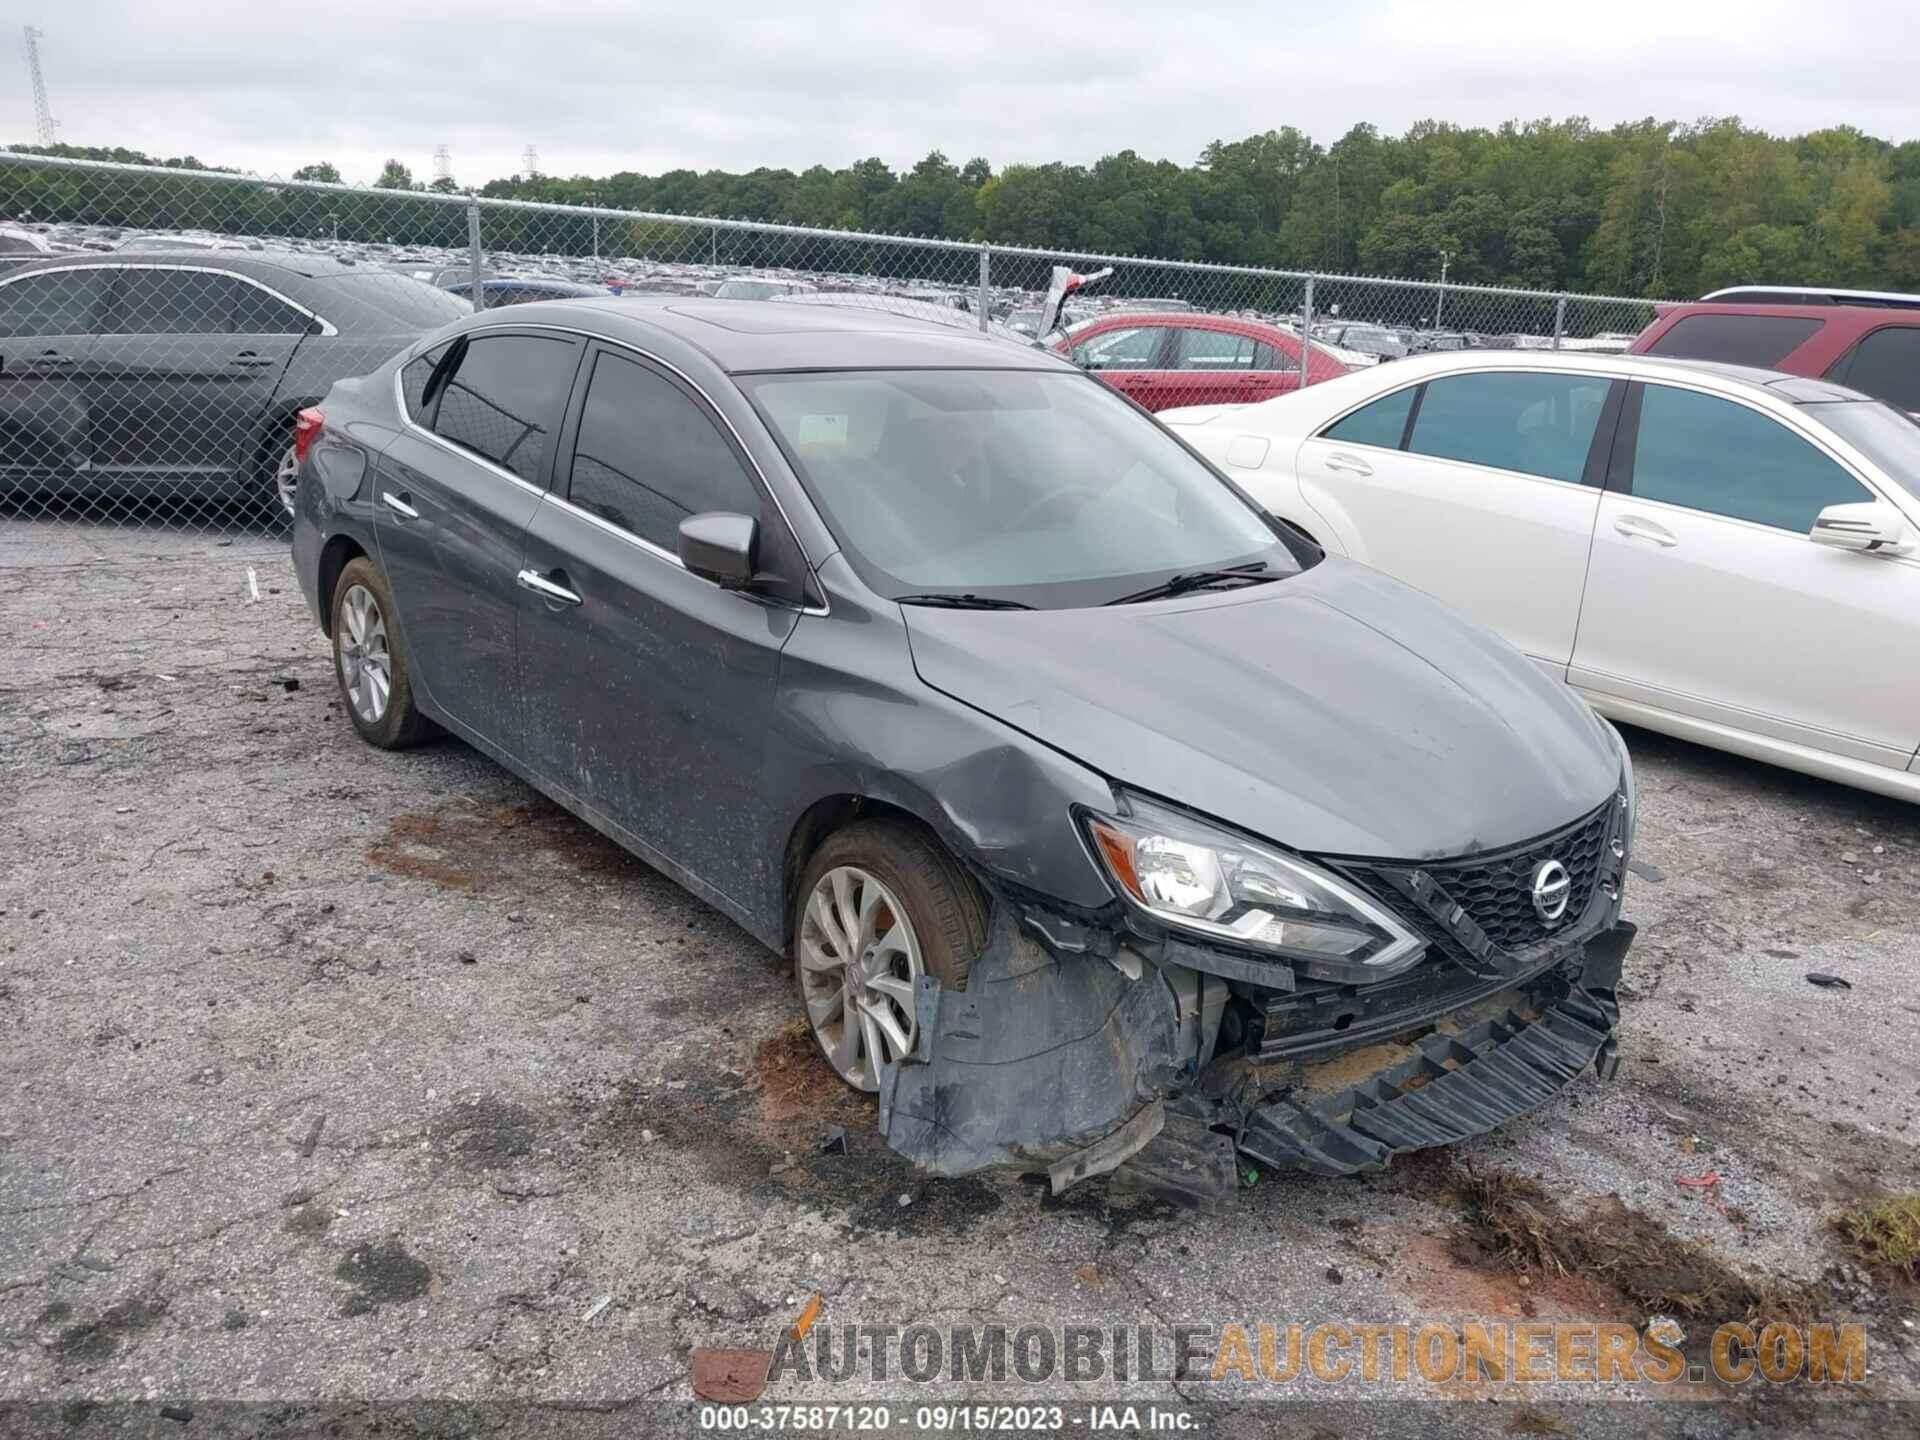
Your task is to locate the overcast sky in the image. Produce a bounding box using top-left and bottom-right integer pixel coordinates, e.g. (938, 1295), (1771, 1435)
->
(11, 0), (1916, 186)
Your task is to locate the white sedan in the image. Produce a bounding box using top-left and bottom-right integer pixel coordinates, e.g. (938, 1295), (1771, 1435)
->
(1162, 351), (1920, 802)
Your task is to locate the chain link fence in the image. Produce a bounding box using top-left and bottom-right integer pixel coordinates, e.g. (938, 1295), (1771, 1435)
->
(1, 151), (1664, 538)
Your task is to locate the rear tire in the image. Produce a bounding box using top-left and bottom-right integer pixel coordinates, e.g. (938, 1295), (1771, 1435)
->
(330, 556), (434, 749)
(792, 819), (987, 1091)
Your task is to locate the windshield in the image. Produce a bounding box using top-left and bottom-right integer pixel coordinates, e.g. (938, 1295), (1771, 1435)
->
(743, 368), (1302, 608)
(1811, 400), (1920, 503)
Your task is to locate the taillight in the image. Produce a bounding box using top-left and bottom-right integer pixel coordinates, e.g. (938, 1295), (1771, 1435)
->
(293, 407), (325, 462)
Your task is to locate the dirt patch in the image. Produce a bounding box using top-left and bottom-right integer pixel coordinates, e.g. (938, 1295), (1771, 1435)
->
(746, 1019), (871, 1140)
(52, 1294), (168, 1363)
(336, 1239), (433, 1317)
(1447, 1163), (1818, 1330)
(1297, 1038), (1419, 1094)
(365, 800), (639, 894)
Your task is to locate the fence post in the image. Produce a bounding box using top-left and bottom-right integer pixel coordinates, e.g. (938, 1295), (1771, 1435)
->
(1552, 296), (1568, 351)
(977, 246), (991, 332)
(1298, 276), (1316, 388)
(466, 202), (486, 311)
(1433, 278), (1446, 333)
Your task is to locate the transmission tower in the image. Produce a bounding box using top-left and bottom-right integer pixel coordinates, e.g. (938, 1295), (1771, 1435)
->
(433, 144), (453, 186)
(522, 144), (540, 179)
(23, 27), (59, 145)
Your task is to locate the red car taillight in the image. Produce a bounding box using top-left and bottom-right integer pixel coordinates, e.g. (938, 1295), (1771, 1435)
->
(293, 407), (325, 463)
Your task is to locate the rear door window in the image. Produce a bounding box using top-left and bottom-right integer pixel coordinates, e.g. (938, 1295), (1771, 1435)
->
(103, 268), (309, 336)
(563, 349), (763, 551)
(1644, 313), (1823, 367)
(1827, 326), (1920, 413)
(1172, 327), (1257, 371)
(1321, 387), (1417, 448)
(1628, 384), (1871, 531)
(0, 268), (111, 337)
(1407, 371), (1611, 482)
(430, 333), (581, 484)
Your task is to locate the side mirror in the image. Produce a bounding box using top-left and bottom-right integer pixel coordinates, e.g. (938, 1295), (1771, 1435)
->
(1809, 500), (1914, 555)
(677, 512), (758, 589)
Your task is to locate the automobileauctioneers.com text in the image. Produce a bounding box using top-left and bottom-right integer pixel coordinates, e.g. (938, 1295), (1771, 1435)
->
(743, 1318), (1866, 1390)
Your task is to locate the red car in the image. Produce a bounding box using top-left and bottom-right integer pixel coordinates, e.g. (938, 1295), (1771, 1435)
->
(1054, 312), (1348, 412)
(1627, 294), (1920, 415)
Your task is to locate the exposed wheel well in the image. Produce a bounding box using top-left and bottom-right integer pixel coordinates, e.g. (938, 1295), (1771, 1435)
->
(782, 795), (952, 947)
(316, 535), (367, 637)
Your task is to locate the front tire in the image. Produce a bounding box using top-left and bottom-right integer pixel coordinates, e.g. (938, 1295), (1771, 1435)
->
(793, 820), (986, 1092)
(330, 557), (434, 749)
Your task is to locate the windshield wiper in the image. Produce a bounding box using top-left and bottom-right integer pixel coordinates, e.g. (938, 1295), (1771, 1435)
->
(895, 592), (1035, 611)
(1105, 562), (1274, 606)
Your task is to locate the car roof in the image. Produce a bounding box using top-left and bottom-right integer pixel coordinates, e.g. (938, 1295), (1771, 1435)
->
(1647, 299), (1920, 332)
(468, 296), (1068, 374)
(4, 248), (367, 279)
(1343, 348), (1872, 406)
(1699, 285), (1920, 310)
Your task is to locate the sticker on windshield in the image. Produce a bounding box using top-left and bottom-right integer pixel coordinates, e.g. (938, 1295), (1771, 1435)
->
(798, 414), (849, 447)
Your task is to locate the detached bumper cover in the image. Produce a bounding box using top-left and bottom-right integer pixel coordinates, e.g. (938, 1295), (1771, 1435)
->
(1236, 923), (1631, 1177)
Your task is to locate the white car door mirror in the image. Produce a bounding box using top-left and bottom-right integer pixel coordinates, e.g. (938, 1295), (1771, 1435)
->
(1809, 500), (1915, 555)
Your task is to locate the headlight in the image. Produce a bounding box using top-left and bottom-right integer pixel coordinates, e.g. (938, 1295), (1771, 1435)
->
(1081, 791), (1426, 982)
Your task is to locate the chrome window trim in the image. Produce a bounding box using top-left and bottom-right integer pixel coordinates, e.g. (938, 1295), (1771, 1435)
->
(0, 260), (338, 336)
(390, 322), (828, 615)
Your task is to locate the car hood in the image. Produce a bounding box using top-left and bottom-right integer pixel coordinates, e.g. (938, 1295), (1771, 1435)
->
(901, 558), (1619, 861)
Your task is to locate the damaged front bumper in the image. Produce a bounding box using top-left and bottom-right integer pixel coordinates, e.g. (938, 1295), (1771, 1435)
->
(876, 798), (1635, 1208)
(1234, 923), (1628, 1178)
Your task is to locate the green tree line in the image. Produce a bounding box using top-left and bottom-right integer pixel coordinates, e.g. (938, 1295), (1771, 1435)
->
(10, 117), (1920, 299)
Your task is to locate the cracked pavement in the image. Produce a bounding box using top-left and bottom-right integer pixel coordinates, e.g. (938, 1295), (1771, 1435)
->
(1, 520), (1917, 1437)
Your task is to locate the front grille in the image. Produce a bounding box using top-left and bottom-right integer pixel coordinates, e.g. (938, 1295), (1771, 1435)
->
(1343, 800), (1616, 961)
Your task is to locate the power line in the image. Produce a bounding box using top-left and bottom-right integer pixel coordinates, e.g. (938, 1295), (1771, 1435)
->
(23, 26), (58, 146)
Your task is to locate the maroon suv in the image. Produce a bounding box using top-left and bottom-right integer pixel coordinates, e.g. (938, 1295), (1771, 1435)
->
(1628, 293), (1920, 415)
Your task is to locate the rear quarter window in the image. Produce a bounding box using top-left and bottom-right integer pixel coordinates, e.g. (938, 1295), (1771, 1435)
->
(1827, 326), (1920, 414)
(321, 272), (473, 327)
(1644, 313), (1824, 367)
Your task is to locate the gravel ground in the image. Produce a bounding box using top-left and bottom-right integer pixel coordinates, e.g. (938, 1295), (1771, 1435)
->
(1, 521), (1916, 1438)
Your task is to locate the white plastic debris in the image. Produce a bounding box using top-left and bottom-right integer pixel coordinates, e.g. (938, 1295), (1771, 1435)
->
(581, 1294), (613, 1323)
(246, 567), (260, 604)
(1645, 1314), (1686, 1348)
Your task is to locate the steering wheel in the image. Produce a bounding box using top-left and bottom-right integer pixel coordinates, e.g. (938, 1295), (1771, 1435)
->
(1009, 486), (1101, 533)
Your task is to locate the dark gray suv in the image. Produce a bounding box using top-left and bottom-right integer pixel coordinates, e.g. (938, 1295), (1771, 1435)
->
(0, 251), (468, 518)
(290, 299), (1636, 1207)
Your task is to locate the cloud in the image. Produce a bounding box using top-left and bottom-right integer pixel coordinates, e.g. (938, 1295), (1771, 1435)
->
(11, 0), (1916, 188)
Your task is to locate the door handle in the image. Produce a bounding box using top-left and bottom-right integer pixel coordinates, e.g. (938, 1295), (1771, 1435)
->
(1613, 514), (1677, 547)
(516, 568), (583, 606)
(229, 352), (275, 368)
(35, 352), (74, 368)
(380, 491), (419, 519)
(1324, 451), (1373, 477)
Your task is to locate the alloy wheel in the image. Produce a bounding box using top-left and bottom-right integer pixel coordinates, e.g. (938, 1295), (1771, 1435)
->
(798, 865), (923, 1091)
(338, 583), (392, 724)
(274, 443), (299, 518)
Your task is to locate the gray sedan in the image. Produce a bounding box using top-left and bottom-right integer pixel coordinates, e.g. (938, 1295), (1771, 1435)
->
(0, 251), (467, 518)
(289, 299), (1636, 1204)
